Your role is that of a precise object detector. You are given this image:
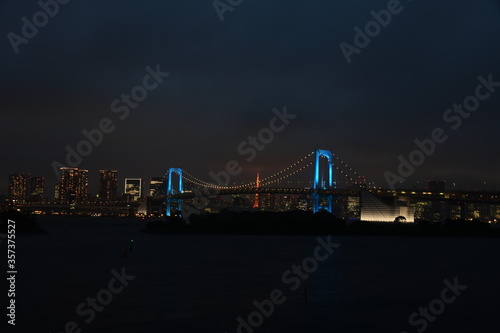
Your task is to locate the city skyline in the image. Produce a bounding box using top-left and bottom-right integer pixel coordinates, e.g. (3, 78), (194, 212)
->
(6, 169), (166, 201)
(5, 164), (497, 201)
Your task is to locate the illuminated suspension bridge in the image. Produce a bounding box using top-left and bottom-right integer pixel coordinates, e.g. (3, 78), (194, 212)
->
(165, 149), (367, 216)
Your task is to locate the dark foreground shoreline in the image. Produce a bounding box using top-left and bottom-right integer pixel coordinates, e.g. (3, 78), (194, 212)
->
(2, 210), (498, 237)
(141, 211), (500, 238)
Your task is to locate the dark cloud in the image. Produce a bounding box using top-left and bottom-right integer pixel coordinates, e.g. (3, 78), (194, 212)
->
(1, 0), (499, 194)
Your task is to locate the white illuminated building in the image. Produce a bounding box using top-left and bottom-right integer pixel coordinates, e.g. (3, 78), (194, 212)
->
(360, 190), (414, 222)
(125, 178), (142, 201)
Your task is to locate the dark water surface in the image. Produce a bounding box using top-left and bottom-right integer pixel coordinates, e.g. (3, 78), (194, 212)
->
(11, 217), (500, 332)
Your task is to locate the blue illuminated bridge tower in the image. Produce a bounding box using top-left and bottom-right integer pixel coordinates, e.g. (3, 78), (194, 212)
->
(165, 168), (183, 217)
(312, 149), (336, 213)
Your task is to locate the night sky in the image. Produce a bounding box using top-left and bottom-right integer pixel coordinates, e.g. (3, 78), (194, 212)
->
(1, 0), (500, 195)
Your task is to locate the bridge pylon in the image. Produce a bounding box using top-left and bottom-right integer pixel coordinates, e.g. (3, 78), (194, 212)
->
(166, 168), (184, 217)
(313, 149), (336, 213)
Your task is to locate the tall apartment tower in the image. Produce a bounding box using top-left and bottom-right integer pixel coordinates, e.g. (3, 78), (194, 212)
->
(8, 173), (30, 203)
(99, 170), (118, 202)
(29, 176), (45, 202)
(58, 167), (89, 203)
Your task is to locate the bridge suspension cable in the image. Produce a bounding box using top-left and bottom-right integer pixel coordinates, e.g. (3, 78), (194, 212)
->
(259, 161), (314, 187)
(177, 151), (316, 190)
(181, 171), (219, 188)
(169, 150), (367, 190)
(331, 153), (367, 187)
(258, 151), (315, 184)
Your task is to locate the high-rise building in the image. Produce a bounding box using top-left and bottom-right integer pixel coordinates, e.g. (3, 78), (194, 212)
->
(149, 177), (165, 197)
(57, 167), (89, 203)
(259, 193), (275, 210)
(29, 177), (44, 202)
(125, 178), (142, 201)
(77, 170), (89, 202)
(54, 183), (61, 201)
(8, 173), (30, 203)
(99, 170), (118, 202)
